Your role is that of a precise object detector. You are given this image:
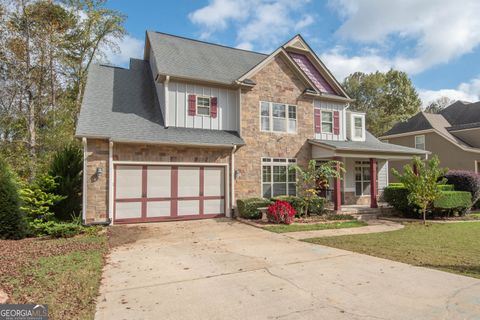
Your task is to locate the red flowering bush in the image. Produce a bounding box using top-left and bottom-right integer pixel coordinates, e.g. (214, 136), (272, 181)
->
(266, 200), (296, 224)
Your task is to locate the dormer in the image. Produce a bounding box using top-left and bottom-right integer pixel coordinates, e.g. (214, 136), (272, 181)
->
(346, 111), (366, 142)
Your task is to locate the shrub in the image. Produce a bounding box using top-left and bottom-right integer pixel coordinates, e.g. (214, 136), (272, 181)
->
(266, 201), (296, 224)
(438, 184), (454, 191)
(383, 183), (419, 217)
(272, 196), (304, 216)
(19, 175), (66, 223)
(237, 198), (272, 219)
(29, 220), (85, 238)
(0, 158), (27, 239)
(308, 196), (326, 215)
(49, 144), (83, 221)
(433, 191), (472, 216)
(444, 170), (480, 206)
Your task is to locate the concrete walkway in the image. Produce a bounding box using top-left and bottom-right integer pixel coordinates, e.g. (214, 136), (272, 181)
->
(96, 219), (480, 320)
(285, 219), (404, 239)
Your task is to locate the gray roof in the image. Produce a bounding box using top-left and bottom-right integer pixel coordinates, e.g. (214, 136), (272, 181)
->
(383, 101), (480, 137)
(310, 131), (428, 155)
(75, 59), (244, 146)
(147, 31), (267, 85)
(440, 101), (480, 125)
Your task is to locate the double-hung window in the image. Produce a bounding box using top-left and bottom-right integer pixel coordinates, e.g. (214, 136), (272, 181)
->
(321, 111), (333, 133)
(197, 96), (210, 116)
(355, 161), (372, 196)
(260, 101), (296, 133)
(353, 116), (363, 138)
(414, 135), (425, 150)
(262, 158), (296, 198)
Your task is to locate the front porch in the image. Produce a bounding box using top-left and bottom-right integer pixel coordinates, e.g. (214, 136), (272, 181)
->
(309, 134), (429, 212)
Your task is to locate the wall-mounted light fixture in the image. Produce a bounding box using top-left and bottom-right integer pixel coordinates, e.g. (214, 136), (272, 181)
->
(234, 169), (241, 180)
(96, 167), (103, 177)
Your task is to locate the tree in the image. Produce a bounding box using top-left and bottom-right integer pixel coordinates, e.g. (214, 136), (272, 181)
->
(49, 143), (83, 221)
(343, 70), (421, 136)
(292, 160), (344, 216)
(424, 96), (454, 113)
(393, 156), (448, 224)
(0, 0), (125, 179)
(0, 157), (26, 239)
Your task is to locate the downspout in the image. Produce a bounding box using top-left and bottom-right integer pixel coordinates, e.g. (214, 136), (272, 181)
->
(238, 88), (242, 135)
(164, 75), (170, 128)
(231, 145), (237, 218)
(108, 140), (114, 224)
(82, 137), (87, 224)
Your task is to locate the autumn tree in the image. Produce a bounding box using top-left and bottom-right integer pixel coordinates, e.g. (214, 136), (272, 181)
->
(343, 70), (421, 137)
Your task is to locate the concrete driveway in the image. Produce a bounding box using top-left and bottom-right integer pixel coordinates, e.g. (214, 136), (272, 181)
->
(96, 219), (480, 320)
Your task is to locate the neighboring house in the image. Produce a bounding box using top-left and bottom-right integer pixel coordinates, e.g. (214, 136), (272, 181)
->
(381, 101), (480, 182)
(76, 31), (426, 224)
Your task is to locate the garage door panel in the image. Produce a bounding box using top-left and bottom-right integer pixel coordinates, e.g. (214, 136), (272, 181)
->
(204, 167), (224, 196)
(178, 167), (200, 197)
(114, 164), (226, 223)
(147, 201), (171, 217)
(178, 200), (200, 216)
(147, 166), (171, 198)
(116, 165), (142, 199)
(116, 202), (142, 219)
(204, 199), (224, 214)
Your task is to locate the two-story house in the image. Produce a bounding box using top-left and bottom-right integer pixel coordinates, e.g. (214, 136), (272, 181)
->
(381, 101), (480, 182)
(76, 32), (427, 224)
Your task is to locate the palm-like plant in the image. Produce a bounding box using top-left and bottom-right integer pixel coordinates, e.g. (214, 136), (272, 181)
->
(291, 160), (344, 216)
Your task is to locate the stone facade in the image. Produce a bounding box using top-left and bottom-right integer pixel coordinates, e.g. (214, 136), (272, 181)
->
(85, 139), (109, 223)
(234, 55), (314, 200)
(84, 141), (232, 223)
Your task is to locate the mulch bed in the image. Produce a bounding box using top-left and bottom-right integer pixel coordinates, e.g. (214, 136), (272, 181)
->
(237, 215), (356, 228)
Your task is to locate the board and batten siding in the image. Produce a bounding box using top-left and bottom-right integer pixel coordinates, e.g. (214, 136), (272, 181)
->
(313, 100), (347, 141)
(166, 81), (239, 131)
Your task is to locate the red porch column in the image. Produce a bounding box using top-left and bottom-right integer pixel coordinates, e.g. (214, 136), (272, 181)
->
(334, 160), (342, 211)
(370, 158), (378, 208)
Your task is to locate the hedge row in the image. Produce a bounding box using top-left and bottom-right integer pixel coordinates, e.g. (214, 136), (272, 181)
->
(383, 183), (472, 218)
(237, 198), (273, 219)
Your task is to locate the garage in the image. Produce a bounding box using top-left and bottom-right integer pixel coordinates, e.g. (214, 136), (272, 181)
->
(114, 164), (226, 223)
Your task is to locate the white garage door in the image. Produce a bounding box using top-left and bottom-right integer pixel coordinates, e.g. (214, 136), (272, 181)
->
(114, 165), (226, 223)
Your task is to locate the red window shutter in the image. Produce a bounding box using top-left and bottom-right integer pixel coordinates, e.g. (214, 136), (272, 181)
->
(188, 94), (196, 116)
(210, 97), (218, 118)
(314, 109), (321, 133)
(333, 111), (340, 135)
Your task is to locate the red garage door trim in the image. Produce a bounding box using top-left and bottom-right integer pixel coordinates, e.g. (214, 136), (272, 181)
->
(113, 164), (226, 224)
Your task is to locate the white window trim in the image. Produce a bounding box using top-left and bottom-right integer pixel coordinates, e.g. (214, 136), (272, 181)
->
(261, 158), (297, 198)
(321, 110), (334, 134)
(352, 115), (365, 139)
(354, 161), (378, 196)
(414, 135), (425, 150)
(259, 101), (297, 134)
(196, 96), (211, 117)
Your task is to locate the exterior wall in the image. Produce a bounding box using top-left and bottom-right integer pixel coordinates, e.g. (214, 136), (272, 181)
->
(342, 158), (387, 205)
(84, 139), (232, 223)
(85, 139), (110, 223)
(313, 100), (347, 141)
(113, 143), (231, 163)
(235, 55), (314, 199)
(386, 132), (480, 182)
(166, 81), (239, 131)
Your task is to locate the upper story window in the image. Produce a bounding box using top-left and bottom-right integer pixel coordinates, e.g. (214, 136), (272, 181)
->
(353, 116), (364, 138)
(260, 101), (296, 133)
(415, 135), (425, 150)
(196, 96), (211, 116)
(321, 111), (333, 133)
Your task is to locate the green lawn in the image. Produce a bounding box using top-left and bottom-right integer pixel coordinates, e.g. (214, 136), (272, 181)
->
(0, 232), (107, 320)
(305, 222), (480, 279)
(264, 220), (367, 233)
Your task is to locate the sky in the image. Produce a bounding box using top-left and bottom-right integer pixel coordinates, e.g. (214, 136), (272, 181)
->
(104, 0), (480, 106)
